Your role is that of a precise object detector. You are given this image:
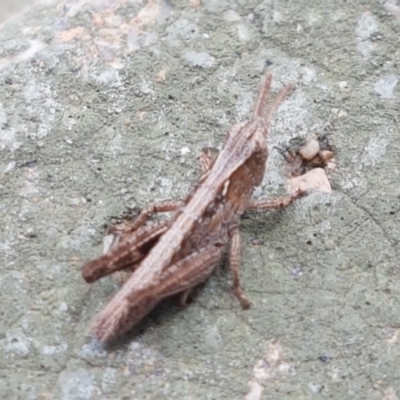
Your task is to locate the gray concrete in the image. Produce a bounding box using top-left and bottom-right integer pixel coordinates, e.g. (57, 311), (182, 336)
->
(1, 1), (400, 399)
(0, 0), (41, 25)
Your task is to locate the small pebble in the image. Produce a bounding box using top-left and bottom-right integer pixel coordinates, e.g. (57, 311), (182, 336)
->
(299, 138), (320, 160)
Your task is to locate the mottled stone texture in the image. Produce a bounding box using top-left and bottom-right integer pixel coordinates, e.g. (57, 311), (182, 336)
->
(1, 1), (400, 399)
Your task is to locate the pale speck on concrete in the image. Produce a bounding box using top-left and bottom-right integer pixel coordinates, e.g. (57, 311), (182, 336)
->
(91, 69), (122, 86)
(41, 342), (69, 356)
(308, 382), (321, 394)
(4, 160), (16, 173)
(339, 175), (359, 190)
(361, 135), (389, 167)
(182, 50), (215, 68)
(355, 12), (378, 56)
(356, 12), (378, 38)
(272, 90), (310, 137)
(236, 90), (255, 121)
(236, 24), (250, 42)
(2, 328), (31, 357)
(180, 146), (191, 155)
(166, 18), (200, 46)
(223, 10), (241, 22)
(57, 369), (100, 400)
(78, 342), (108, 361)
(300, 67), (317, 85)
(58, 302), (68, 313)
(383, 0), (400, 19)
(204, 324), (222, 349)
(0, 127), (17, 151)
(272, 11), (284, 24)
(101, 367), (118, 391)
(157, 177), (174, 196)
(374, 74), (398, 99)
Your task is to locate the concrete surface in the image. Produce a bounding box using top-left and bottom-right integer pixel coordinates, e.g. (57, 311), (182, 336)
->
(1, 0), (400, 399)
(0, 0), (43, 25)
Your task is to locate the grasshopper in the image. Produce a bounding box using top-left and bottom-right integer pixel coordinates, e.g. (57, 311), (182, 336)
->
(81, 74), (303, 344)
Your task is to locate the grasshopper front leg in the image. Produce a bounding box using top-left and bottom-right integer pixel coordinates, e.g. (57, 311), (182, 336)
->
(117, 201), (183, 234)
(247, 188), (304, 211)
(111, 149), (214, 238)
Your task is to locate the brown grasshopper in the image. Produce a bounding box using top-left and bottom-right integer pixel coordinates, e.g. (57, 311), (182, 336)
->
(81, 74), (303, 345)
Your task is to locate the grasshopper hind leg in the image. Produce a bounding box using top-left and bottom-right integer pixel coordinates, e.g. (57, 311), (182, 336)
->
(228, 227), (251, 309)
(92, 245), (224, 344)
